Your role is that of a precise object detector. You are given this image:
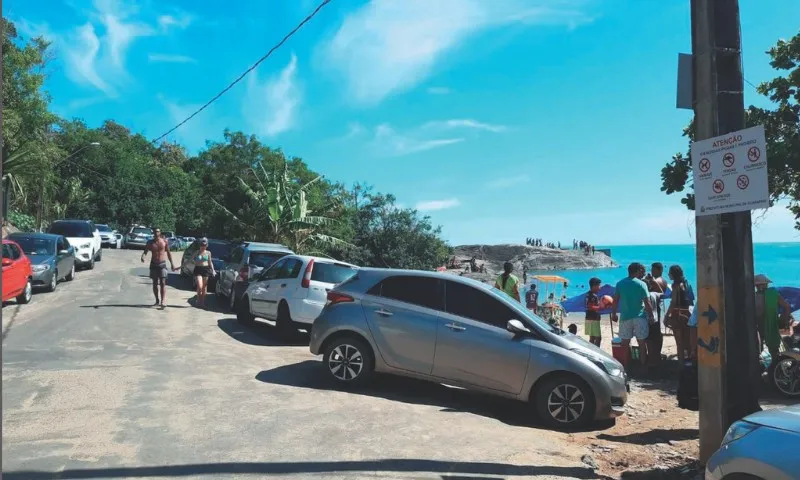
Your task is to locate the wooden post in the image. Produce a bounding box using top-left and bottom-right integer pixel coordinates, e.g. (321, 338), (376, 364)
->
(692, 0), (761, 463)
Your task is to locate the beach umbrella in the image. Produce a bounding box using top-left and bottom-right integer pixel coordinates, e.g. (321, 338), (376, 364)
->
(562, 284), (616, 314)
(777, 286), (800, 314)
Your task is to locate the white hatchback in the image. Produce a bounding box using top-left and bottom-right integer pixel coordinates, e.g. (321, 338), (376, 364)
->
(237, 255), (358, 336)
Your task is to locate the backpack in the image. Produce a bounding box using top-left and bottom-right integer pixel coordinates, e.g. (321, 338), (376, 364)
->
(677, 361), (699, 411)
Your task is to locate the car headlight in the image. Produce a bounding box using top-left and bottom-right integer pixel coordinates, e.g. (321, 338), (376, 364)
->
(79, 243), (91, 249)
(571, 349), (624, 378)
(32, 264), (51, 272)
(721, 421), (759, 446)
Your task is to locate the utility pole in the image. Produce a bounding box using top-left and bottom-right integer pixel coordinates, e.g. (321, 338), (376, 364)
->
(692, 0), (761, 463)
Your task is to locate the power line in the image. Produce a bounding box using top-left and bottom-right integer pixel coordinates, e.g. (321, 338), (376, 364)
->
(150, 0), (333, 145)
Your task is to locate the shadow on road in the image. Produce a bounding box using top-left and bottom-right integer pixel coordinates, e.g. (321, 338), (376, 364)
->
(217, 318), (309, 347)
(255, 360), (614, 433)
(2, 459), (607, 480)
(80, 304), (190, 309)
(596, 428), (698, 446)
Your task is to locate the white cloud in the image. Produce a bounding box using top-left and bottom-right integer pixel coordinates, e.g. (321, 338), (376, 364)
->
(371, 123), (464, 156)
(157, 13), (193, 32)
(148, 53), (196, 63)
(416, 198), (461, 212)
(244, 53), (301, 136)
(424, 119), (508, 133)
(321, 0), (592, 105)
(487, 175), (531, 189)
(427, 86), (451, 95)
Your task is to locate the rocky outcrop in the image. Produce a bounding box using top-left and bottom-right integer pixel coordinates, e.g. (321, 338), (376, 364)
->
(450, 244), (617, 278)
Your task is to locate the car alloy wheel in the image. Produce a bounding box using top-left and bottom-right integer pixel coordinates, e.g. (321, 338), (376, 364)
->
(229, 289), (237, 311)
(773, 357), (800, 397)
(327, 343), (365, 381)
(546, 383), (586, 424)
(18, 280), (33, 304)
(49, 271), (57, 292)
(67, 264), (75, 281)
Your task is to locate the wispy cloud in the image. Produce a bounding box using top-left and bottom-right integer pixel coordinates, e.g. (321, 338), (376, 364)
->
(157, 12), (193, 32)
(321, 0), (593, 105)
(487, 175), (531, 188)
(423, 119), (508, 133)
(416, 198), (461, 212)
(148, 53), (196, 63)
(244, 53), (301, 136)
(371, 124), (464, 156)
(427, 86), (451, 95)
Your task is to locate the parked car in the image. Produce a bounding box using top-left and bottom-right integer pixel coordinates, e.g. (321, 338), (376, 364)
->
(705, 404), (800, 480)
(96, 224), (122, 249)
(180, 238), (236, 291)
(2, 239), (33, 304)
(7, 233), (76, 292)
(216, 242), (294, 311)
(308, 269), (628, 430)
(124, 226), (152, 249)
(48, 219), (102, 269)
(237, 255), (359, 336)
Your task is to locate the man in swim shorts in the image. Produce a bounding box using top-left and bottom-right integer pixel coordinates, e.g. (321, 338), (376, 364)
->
(141, 227), (177, 308)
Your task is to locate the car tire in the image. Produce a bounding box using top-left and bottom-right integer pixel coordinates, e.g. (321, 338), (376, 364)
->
(88, 256), (95, 270)
(96, 248), (103, 261)
(534, 374), (595, 430)
(323, 335), (374, 387)
(66, 263), (76, 281)
(228, 288), (237, 312)
(17, 279), (33, 304)
(46, 271), (58, 292)
(236, 296), (255, 325)
(275, 302), (296, 338)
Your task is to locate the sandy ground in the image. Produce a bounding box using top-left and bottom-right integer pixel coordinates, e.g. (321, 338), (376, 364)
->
(2, 250), (796, 480)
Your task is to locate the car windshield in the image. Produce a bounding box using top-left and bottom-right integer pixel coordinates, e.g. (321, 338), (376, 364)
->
(493, 287), (558, 333)
(132, 228), (151, 235)
(249, 251), (289, 268)
(10, 237), (55, 256)
(49, 222), (92, 238)
(97, 225), (112, 232)
(311, 262), (358, 284)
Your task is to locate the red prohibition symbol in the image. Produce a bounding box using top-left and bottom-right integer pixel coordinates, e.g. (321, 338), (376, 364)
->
(699, 158), (711, 172)
(748, 146), (761, 162)
(722, 152), (735, 167)
(712, 179), (725, 194)
(737, 174), (749, 190)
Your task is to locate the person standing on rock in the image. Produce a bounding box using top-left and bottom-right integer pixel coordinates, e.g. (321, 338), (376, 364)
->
(495, 261), (520, 302)
(140, 227), (177, 308)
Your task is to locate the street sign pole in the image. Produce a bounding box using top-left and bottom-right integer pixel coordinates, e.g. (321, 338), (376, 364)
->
(691, 0), (761, 463)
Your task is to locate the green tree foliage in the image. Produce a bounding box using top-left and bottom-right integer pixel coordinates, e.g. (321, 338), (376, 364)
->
(2, 17), (450, 270)
(661, 32), (800, 228)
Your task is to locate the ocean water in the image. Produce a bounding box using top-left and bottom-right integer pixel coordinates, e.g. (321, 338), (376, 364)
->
(525, 243), (800, 296)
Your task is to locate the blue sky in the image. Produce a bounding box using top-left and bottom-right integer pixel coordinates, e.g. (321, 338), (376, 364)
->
(8, 0), (800, 246)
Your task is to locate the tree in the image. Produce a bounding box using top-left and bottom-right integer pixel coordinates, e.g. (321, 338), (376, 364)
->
(661, 32), (800, 228)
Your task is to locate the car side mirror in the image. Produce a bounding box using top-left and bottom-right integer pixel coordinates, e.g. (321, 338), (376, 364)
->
(59, 249), (70, 255)
(2, 258), (13, 267)
(507, 319), (531, 335)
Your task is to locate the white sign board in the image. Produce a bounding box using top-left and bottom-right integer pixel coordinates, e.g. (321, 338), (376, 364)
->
(691, 125), (769, 216)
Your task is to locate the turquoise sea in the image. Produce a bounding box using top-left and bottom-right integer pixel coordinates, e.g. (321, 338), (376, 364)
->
(525, 243), (800, 296)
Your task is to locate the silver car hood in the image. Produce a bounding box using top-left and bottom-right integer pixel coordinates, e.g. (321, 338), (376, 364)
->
(745, 405), (800, 433)
(558, 332), (617, 361)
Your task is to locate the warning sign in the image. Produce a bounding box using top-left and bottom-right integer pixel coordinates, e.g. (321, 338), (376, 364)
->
(737, 175), (749, 190)
(691, 125), (769, 216)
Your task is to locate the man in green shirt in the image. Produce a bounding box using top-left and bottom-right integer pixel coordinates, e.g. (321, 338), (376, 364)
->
(611, 262), (655, 367)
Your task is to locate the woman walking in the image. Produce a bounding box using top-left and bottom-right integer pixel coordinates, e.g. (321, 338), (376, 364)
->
(193, 238), (216, 308)
(665, 265), (694, 362)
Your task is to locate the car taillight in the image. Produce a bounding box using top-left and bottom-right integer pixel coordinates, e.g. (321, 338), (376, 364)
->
(239, 266), (249, 282)
(327, 291), (353, 306)
(301, 259), (315, 288)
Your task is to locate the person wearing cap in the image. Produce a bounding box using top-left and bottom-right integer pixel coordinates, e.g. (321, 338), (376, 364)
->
(141, 227), (177, 308)
(754, 274), (792, 361)
(495, 261), (520, 302)
(193, 238), (216, 308)
(584, 277), (603, 347)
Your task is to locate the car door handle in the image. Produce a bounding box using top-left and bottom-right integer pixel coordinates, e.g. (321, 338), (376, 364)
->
(445, 322), (466, 332)
(375, 309), (393, 317)
(280, 283), (287, 288)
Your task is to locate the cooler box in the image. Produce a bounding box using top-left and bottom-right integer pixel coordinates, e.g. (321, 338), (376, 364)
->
(611, 337), (624, 363)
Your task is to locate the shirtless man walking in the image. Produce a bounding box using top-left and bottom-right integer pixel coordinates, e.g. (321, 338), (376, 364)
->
(141, 227), (177, 308)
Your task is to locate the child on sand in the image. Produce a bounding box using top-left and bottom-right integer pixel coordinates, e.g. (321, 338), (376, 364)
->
(568, 324), (578, 335)
(585, 277), (603, 347)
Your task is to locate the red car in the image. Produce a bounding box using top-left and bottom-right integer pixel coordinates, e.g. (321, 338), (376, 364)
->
(2, 239), (33, 304)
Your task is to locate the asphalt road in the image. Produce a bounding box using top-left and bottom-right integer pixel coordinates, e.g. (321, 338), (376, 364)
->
(2, 249), (600, 480)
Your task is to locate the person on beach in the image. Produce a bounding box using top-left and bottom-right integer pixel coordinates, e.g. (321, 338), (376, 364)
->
(644, 262), (667, 364)
(140, 227), (177, 308)
(525, 284), (539, 312)
(611, 262), (655, 368)
(568, 323), (578, 335)
(665, 265), (694, 363)
(192, 238), (216, 308)
(754, 274), (792, 362)
(523, 271), (528, 285)
(584, 277), (603, 347)
(495, 261), (520, 302)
